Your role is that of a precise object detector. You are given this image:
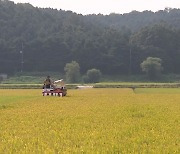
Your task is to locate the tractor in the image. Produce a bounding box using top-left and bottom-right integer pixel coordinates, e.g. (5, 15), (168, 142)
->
(42, 79), (67, 97)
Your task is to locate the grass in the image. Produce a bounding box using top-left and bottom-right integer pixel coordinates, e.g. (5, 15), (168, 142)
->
(101, 74), (180, 83)
(94, 82), (180, 88)
(135, 88), (180, 94)
(2, 72), (64, 84)
(0, 84), (78, 89)
(0, 89), (179, 153)
(3, 73), (180, 84)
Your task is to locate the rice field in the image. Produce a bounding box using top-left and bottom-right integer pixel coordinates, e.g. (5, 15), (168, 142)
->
(0, 88), (179, 153)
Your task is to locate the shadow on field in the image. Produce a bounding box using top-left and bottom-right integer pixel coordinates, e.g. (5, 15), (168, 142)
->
(0, 105), (13, 110)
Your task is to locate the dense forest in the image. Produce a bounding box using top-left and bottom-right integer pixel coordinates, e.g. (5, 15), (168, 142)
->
(0, 0), (180, 75)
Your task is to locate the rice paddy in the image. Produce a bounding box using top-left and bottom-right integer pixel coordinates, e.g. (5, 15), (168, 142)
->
(0, 88), (179, 153)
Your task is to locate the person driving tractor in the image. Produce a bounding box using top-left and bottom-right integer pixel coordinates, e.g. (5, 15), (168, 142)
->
(42, 76), (67, 96)
(43, 76), (52, 89)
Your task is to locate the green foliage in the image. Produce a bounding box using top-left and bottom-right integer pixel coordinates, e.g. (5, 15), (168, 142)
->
(82, 75), (89, 83)
(84, 68), (102, 83)
(64, 61), (80, 83)
(141, 57), (163, 80)
(0, 77), (3, 83)
(1, 1), (180, 75)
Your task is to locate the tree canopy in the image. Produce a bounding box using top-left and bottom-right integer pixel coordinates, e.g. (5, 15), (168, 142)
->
(141, 57), (163, 80)
(64, 61), (80, 83)
(0, 1), (180, 75)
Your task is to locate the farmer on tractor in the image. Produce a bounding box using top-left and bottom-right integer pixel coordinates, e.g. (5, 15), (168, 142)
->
(43, 76), (52, 89)
(42, 76), (67, 97)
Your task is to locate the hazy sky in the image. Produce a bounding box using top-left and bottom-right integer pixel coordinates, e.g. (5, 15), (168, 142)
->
(12, 0), (180, 15)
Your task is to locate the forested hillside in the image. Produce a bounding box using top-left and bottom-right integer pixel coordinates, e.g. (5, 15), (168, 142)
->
(0, 0), (180, 75)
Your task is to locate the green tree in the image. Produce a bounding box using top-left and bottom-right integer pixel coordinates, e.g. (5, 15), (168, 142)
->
(0, 76), (3, 83)
(64, 61), (80, 83)
(141, 57), (163, 80)
(1, 1), (180, 74)
(84, 68), (102, 83)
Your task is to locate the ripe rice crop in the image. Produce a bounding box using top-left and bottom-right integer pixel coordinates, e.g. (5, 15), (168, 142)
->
(0, 89), (179, 153)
